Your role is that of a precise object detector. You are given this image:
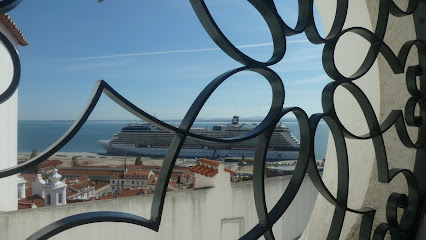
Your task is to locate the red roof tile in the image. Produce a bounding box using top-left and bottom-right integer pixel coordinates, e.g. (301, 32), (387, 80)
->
(69, 181), (92, 190)
(170, 172), (181, 178)
(72, 175), (89, 182)
(167, 181), (177, 191)
(199, 158), (220, 166)
(94, 182), (108, 190)
(66, 188), (77, 197)
(137, 170), (151, 176)
(118, 165), (160, 170)
(225, 168), (236, 175)
(58, 169), (117, 177)
(0, 14), (28, 46)
(118, 189), (144, 198)
(147, 175), (159, 185)
(39, 159), (63, 169)
(20, 174), (37, 182)
(190, 163), (219, 178)
(18, 202), (35, 210)
(19, 195), (44, 208)
(99, 193), (115, 200)
(206, 169), (218, 177)
(110, 173), (123, 179)
(125, 170), (136, 175)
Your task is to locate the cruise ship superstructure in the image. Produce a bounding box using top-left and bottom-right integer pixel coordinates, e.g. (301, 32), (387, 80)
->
(99, 116), (300, 161)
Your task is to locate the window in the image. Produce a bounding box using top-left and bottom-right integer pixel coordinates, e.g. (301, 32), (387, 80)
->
(46, 194), (51, 205)
(112, 180), (115, 184)
(59, 192), (63, 203)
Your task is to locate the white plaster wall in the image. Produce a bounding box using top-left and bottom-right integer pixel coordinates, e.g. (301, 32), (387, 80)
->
(194, 172), (214, 188)
(0, 175), (318, 240)
(303, 0), (418, 239)
(0, 21), (19, 212)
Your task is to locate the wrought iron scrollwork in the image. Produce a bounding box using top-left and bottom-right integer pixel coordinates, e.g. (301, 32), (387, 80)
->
(0, 0), (423, 239)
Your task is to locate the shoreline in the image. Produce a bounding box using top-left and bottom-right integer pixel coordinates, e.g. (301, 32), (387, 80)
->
(18, 152), (165, 168)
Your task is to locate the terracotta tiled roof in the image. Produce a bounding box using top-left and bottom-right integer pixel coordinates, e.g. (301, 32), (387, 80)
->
(125, 170), (136, 175)
(189, 158), (233, 177)
(111, 173), (123, 179)
(99, 193), (114, 200)
(136, 170), (151, 176)
(0, 14), (28, 46)
(224, 168), (236, 176)
(147, 175), (159, 185)
(72, 175), (89, 182)
(199, 158), (220, 166)
(67, 199), (86, 204)
(39, 159), (63, 169)
(167, 181), (177, 191)
(190, 164), (218, 178)
(19, 195), (44, 208)
(94, 182), (108, 190)
(58, 169), (117, 177)
(170, 172), (181, 178)
(66, 187), (77, 197)
(206, 169), (218, 177)
(118, 165), (160, 170)
(118, 189), (144, 198)
(20, 174), (37, 182)
(18, 202), (35, 210)
(69, 181), (91, 190)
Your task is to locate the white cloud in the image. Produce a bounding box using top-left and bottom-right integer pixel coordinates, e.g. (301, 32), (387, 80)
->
(49, 40), (309, 62)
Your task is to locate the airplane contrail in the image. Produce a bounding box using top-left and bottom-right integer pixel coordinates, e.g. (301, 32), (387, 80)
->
(51, 39), (309, 62)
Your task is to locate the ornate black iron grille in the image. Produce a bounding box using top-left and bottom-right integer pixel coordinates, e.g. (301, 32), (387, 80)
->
(0, 0), (425, 239)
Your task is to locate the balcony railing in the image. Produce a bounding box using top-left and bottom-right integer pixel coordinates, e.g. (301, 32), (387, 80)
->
(0, 0), (425, 239)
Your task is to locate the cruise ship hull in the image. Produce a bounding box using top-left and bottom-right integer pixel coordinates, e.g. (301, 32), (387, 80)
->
(99, 140), (299, 161)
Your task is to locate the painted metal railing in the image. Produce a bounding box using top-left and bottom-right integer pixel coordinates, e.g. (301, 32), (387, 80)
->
(0, 0), (425, 239)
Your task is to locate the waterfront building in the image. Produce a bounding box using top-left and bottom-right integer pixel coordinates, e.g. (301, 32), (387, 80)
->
(66, 176), (95, 200)
(110, 169), (154, 192)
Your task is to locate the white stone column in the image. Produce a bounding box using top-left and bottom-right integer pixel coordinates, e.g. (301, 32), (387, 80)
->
(0, 22), (19, 212)
(62, 188), (67, 205)
(302, 0), (418, 239)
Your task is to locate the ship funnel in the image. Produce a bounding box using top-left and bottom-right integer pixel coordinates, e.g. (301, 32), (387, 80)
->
(232, 116), (239, 124)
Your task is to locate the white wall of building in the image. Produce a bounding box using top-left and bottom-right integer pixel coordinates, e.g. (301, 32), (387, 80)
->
(0, 20), (19, 212)
(303, 0), (418, 239)
(110, 179), (148, 191)
(0, 175), (317, 240)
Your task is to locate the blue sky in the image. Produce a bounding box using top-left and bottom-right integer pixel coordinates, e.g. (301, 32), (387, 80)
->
(9, 0), (327, 120)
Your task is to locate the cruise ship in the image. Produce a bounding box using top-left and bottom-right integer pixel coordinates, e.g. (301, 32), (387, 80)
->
(99, 116), (300, 161)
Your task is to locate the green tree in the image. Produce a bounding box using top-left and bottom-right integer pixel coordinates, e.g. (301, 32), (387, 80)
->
(71, 156), (78, 167)
(135, 156), (143, 165)
(31, 165), (40, 174)
(30, 148), (38, 159)
(238, 155), (245, 168)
